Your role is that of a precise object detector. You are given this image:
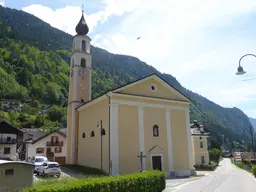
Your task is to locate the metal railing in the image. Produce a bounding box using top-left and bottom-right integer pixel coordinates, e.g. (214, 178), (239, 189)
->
(46, 141), (63, 146)
(0, 138), (16, 144)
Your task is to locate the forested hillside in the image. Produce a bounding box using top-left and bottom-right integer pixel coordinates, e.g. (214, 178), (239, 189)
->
(0, 5), (254, 149)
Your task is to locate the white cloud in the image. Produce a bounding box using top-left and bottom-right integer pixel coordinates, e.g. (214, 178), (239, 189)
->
(22, 0), (143, 35)
(0, 1), (4, 6)
(21, 0), (256, 117)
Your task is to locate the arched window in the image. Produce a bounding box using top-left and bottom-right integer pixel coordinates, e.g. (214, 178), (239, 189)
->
(82, 132), (86, 138)
(82, 40), (86, 51)
(101, 129), (106, 136)
(81, 58), (86, 68)
(81, 99), (84, 103)
(91, 131), (95, 137)
(153, 125), (159, 137)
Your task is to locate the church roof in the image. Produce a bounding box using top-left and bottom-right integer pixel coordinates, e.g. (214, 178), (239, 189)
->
(75, 12), (89, 36)
(76, 73), (190, 110)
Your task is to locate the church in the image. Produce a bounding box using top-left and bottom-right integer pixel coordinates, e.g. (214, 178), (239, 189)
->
(66, 10), (195, 177)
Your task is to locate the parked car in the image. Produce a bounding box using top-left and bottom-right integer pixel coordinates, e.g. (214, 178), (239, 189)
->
(37, 162), (61, 177)
(31, 156), (48, 173)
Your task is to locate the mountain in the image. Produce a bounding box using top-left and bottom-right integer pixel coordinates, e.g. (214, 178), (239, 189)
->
(0, 5), (254, 147)
(249, 117), (256, 131)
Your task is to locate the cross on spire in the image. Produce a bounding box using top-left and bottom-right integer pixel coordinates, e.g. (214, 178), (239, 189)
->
(82, 4), (84, 13)
(137, 151), (146, 172)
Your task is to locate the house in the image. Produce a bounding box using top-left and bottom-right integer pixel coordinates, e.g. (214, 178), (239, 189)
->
(66, 11), (195, 177)
(190, 120), (211, 166)
(0, 121), (23, 161)
(26, 130), (67, 165)
(18, 128), (48, 161)
(0, 99), (22, 112)
(0, 160), (34, 191)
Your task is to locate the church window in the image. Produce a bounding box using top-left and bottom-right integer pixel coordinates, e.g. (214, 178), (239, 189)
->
(82, 132), (86, 138)
(101, 129), (106, 136)
(150, 84), (157, 92)
(153, 125), (159, 137)
(81, 99), (84, 102)
(91, 131), (95, 137)
(82, 40), (86, 51)
(81, 58), (86, 67)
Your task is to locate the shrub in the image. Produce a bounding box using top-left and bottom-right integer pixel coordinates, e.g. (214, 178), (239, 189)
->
(194, 161), (217, 171)
(209, 148), (221, 163)
(23, 170), (165, 192)
(252, 166), (256, 177)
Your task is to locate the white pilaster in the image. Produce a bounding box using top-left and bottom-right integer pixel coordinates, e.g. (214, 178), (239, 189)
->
(186, 109), (193, 170)
(138, 106), (145, 170)
(165, 109), (174, 171)
(88, 69), (92, 101)
(110, 103), (119, 175)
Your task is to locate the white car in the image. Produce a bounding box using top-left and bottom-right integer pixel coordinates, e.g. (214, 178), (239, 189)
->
(37, 162), (61, 177)
(31, 156), (48, 173)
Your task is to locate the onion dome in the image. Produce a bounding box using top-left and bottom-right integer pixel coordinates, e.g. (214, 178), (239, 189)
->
(75, 12), (89, 36)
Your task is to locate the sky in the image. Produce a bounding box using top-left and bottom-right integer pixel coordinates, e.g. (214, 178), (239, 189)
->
(2, 0), (256, 118)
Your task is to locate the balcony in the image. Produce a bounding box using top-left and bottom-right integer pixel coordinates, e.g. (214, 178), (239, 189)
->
(46, 141), (63, 146)
(0, 138), (16, 144)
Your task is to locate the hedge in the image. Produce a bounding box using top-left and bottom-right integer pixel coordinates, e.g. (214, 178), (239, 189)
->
(194, 161), (217, 171)
(253, 166), (256, 177)
(23, 170), (166, 192)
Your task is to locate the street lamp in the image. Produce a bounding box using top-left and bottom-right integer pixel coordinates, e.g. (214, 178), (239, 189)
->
(236, 53), (256, 159)
(235, 54), (256, 75)
(97, 120), (105, 172)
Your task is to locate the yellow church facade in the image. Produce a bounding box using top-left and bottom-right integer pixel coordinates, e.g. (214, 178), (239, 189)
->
(66, 11), (195, 177)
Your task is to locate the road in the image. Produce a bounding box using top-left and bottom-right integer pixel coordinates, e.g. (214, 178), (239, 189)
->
(165, 158), (256, 192)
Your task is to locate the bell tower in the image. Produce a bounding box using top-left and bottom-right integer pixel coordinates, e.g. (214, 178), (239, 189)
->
(66, 8), (91, 164)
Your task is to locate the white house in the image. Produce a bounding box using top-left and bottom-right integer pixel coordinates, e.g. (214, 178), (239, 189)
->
(0, 121), (23, 161)
(27, 130), (67, 165)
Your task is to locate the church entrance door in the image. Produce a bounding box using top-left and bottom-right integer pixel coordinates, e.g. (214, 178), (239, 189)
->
(152, 155), (162, 171)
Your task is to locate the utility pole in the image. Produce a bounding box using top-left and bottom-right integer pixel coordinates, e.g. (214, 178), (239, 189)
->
(97, 120), (103, 172)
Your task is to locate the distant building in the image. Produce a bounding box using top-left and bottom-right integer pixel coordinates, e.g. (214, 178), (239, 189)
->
(0, 99), (22, 112)
(18, 128), (48, 161)
(26, 129), (67, 165)
(0, 121), (23, 161)
(190, 120), (211, 166)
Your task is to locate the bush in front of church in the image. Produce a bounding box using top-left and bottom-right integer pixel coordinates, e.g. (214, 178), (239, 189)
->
(23, 170), (166, 192)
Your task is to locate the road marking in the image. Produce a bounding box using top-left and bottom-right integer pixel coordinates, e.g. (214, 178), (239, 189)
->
(170, 174), (212, 192)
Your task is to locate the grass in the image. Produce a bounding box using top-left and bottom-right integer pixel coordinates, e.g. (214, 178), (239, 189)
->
(62, 164), (107, 176)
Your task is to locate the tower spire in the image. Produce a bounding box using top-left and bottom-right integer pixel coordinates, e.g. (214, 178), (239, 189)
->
(75, 4), (89, 35)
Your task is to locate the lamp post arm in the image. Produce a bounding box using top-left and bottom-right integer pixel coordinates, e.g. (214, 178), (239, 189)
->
(239, 54), (256, 67)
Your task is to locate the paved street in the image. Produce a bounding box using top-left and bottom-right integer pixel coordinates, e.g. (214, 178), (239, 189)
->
(165, 158), (256, 192)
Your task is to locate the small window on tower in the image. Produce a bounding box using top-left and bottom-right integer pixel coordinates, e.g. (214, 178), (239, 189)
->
(82, 40), (86, 51)
(81, 99), (84, 102)
(82, 132), (86, 138)
(81, 58), (86, 68)
(91, 131), (95, 137)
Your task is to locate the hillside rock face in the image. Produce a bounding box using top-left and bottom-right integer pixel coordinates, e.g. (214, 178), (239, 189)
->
(0, 5), (254, 144)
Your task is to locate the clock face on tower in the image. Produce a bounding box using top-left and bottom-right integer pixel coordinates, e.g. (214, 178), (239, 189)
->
(79, 68), (87, 76)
